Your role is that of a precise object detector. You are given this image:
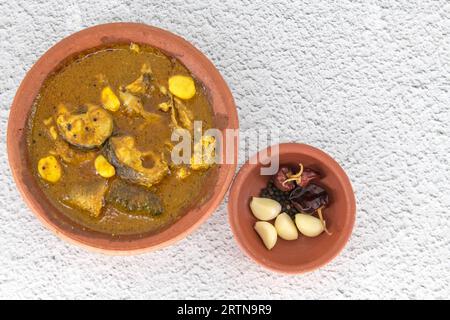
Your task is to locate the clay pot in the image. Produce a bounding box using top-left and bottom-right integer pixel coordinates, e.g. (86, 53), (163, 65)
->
(228, 143), (356, 274)
(7, 23), (238, 254)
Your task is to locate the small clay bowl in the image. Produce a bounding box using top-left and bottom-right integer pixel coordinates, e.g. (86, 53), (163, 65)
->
(7, 23), (238, 254)
(228, 143), (355, 274)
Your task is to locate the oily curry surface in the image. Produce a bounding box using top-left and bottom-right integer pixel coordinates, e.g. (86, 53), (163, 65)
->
(27, 44), (216, 235)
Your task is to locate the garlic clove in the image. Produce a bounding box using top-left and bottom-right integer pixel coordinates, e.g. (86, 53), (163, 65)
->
(250, 197), (281, 221)
(254, 221), (278, 250)
(274, 213), (298, 240)
(294, 213), (324, 237)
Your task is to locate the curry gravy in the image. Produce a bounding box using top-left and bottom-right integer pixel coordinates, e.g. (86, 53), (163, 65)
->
(27, 44), (215, 235)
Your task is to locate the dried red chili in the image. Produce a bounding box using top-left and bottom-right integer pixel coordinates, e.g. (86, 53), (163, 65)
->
(273, 166), (295, 192)
(289, 183), (329, 213)
(281, 163), (320, 189)
(297, 168), (321, 188)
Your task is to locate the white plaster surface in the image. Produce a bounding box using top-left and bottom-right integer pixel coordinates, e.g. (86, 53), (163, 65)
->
(0, 0), (449, 299)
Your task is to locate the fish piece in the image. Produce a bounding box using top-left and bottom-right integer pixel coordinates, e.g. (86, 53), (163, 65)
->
(105, 136), (169, 188)
(124, 63), (153, 94)
(62, 179), (108, 217)
(125, 73), (152, 95)
(106, 179), (162, 216)
(55, 104), (113, 149)
(174, 98), (193, 130)
(119, 90), (161, 122)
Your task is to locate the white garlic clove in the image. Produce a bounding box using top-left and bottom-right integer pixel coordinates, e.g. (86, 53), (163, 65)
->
(295, 213), (324, 237)
(254, 221), (278, 250)
(250, 197), (281, 221)
(274, 213), (298, 240)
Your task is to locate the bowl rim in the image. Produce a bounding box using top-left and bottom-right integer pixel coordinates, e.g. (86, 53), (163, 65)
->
(7, 22), (239, 254)
(227, 143), (356, 274)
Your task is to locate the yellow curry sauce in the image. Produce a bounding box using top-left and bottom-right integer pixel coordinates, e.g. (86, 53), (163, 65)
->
(27, 44), (215, 235)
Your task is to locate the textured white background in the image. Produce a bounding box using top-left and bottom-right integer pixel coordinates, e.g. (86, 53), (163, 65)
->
(0, 0), (449, 300)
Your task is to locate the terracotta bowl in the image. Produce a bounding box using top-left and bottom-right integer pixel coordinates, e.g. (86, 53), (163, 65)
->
(228, 143), (355, 274)
(7, 23), (238, 254)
